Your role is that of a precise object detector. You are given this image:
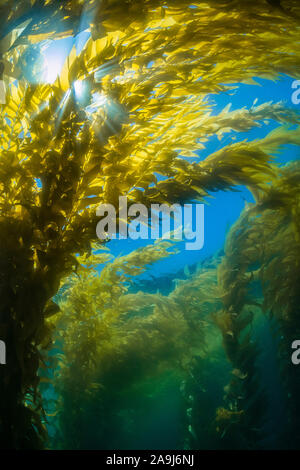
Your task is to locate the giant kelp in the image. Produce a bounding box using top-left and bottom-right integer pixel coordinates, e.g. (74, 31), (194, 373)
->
(215, 160), (300, 449)
(46, 241), (221, 449)
(0, 0), (300, 448)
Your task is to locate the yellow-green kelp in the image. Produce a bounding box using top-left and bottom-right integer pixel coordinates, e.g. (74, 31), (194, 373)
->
(45, 240), (221, 449)
(0, 0), (299, 448)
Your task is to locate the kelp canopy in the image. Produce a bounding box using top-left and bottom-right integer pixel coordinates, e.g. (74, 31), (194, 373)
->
(0, 0), (299, 449)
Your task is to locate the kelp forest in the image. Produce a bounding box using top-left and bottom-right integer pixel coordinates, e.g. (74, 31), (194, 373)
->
(0, 0), (300, 450)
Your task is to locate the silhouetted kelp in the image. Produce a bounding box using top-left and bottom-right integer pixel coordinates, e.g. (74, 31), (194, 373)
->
(0, 0), (300, 449)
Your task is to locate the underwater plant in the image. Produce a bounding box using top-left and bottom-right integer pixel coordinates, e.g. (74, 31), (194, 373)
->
(45, 240), (221, 449)
(214, 159), (300, 449)
(0, 0), (299, 449)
